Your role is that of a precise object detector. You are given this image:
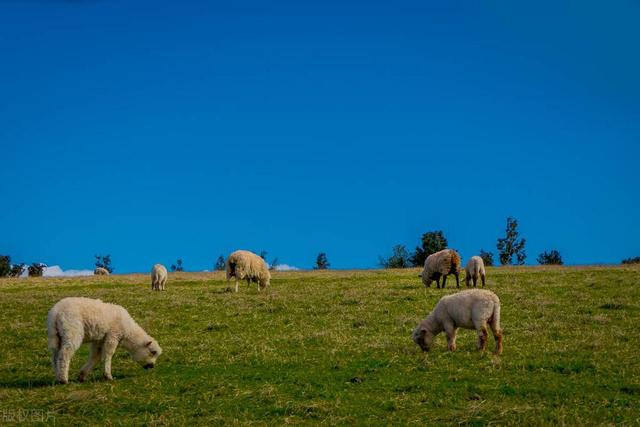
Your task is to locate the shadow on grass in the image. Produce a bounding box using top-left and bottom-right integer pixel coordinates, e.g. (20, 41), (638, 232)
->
(0, 373), (135, 389)
(0, 378), (57, 389)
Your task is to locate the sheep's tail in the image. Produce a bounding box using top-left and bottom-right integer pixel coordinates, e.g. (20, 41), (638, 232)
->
(47, 309), (61, 351)
(490, 299), (503, 354)
(490, 300), (501, 333)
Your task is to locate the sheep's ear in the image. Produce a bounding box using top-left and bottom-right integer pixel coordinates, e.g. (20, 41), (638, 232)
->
(419, 327), (427, 337)
(145, 341), (153, 347)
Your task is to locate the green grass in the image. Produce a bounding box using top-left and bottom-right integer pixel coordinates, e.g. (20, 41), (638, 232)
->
(1, 266), (639, 425)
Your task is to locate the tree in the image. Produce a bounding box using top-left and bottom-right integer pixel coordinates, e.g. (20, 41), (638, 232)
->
(28, 263), (46, 277)
(622, 256), (640, 265)
(479, 249), (494, 267)
(379, 245), (412, 269)
(214, 255), (226, 271)
(9, 263), (26, 277)
(0, 255), (10, 277)
(537, 250), (563, 265)
(171, 259), (184, 272)
(410, 231), (448, 267)
(94, 254), (113, 273)
(269, 257), (279, 271)
(496, 217), (526, 265)
(314, 252), (330, 270)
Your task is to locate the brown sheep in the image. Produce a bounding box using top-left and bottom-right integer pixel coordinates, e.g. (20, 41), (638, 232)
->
(419, 249), (461, 289)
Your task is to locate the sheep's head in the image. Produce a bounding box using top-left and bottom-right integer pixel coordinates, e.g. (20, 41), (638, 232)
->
(131, 338), (163, 369)
(420, 272), (433, 288)
(259, 271), (271, 289)
(412, 323), (433, 352)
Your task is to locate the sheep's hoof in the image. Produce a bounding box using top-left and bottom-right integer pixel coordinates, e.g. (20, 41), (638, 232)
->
(104, 374), (113, 381)
(78, 373), (87, 382)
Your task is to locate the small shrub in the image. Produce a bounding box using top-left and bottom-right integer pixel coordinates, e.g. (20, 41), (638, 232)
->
(537, 249), (563, 265)
(28, 263), (46, 277)
(171, 259), (184, 272)
(214, 255), (225, 271)
(314, 253), (330, 270)
(479, 249), (494, 267)
(621, 256), (640, 265)
(0, 255), (10, 277)
(379, 245), (411, 269)
(496, 217), (526, 265)
(9, 263), (26, 277)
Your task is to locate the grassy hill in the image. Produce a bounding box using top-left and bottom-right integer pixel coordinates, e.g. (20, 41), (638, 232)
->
(0, 266), (638, 425)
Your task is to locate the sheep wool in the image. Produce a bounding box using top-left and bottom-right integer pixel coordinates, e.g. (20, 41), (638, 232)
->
(94, 267), (109, 276)
(226, 250), (271, 292)
(420, 249), (461, 289)
(465, 256), (486, 287)
(412, 289), (503, 354)
(47, 297), (162, 384)
(151, 264), (168, 291)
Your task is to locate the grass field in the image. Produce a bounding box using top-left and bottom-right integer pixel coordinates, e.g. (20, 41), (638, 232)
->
(1, 266), (639, 425)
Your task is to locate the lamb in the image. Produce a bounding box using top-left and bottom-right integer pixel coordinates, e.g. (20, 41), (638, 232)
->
(465, 256), (486, 287)
(412, 289), (503, 354)
(225, 250), (271, 292)
(94, 267), (109, 276)
(151, 263), (168, 291)
(419, 249), (461, 289)
(47, 297), (162, 384)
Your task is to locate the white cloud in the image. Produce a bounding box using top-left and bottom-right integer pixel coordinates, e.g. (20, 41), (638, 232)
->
(273, 264), (299, 271)
(43, 265), (94, 277)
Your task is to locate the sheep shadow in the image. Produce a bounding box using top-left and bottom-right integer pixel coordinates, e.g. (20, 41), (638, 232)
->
(0, 378), (57, 389)
(0, 373), (135, 389)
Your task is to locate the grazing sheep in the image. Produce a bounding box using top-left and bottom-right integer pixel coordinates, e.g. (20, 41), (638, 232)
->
(225, 250), (270, 292)
(94, 267), (109, 276)
(412, 289), (502, 354)
(47, 297), (162, 384)
(419, 249), (461, 289)
(465, 256), (486, 287)
(151, 264), (168, 291)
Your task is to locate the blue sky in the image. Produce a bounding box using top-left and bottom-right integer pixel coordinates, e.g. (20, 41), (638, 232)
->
(1, 0), (638, 272)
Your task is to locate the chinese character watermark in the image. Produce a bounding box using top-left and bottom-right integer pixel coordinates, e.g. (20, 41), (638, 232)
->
(1, 408), (55, 423)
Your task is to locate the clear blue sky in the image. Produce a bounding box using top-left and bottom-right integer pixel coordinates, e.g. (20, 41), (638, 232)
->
(1, 1), (638, 272)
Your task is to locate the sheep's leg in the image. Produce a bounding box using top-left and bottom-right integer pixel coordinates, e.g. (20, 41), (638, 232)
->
(102, 337), (119, 381)
(235, 278), (239, 293)
(465, 274), (470, 287)
(50, 349), (58, 375)
(444, 323), (457, 351)
(472, 275), (478, 287)
(489, 323), (503, 355)
(442, 275), (447, 289)
(454, 273), (459, 288)
(56, 343), (78, 384)
(435, 277), (440, 289)
(481, 273), (486, 287)
(476, 324), (489, 351)
(79, 342), (102, 382)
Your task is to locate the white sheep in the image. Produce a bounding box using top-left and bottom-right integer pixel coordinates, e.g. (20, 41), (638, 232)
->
(225, 250), (271, 292)
(465, 256), (486, 287)
(94, 267), (109, 276)
(47, 297), (162, 384)
(412, 289), (503, 354)
(420, 249), (461, 289)
(151, 264), (168, 291)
